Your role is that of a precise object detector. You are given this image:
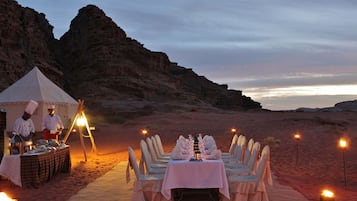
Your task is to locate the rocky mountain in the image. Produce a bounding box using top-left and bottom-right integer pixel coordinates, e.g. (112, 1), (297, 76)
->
(295, 100), (357, 112)
(0, 0), (63, 86)
(0, 1), (261, 117)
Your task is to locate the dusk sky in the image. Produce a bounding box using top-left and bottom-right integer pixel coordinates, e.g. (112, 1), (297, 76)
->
(16, 0), (357, 110)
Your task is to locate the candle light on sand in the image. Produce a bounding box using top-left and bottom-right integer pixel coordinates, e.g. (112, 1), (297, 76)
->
(338, 137), (349, 186)
(293, 133), (301, 141)
(320, 189), (335, 201)
(338, 138), (347, 150)
(231, 128), (236, 134)
(293, 132), (301, 166)
(141, 129), (148, 137)
(0, 192), (17, 201)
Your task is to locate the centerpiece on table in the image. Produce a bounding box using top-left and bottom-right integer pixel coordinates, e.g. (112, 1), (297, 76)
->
(190, 135), (202, 161)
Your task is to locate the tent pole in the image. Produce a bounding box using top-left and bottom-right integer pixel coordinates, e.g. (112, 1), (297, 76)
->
(82, 111), (97, 153)
(78, 125), (87, 162)
(63, 99), (84, 143)
(63, 113), (79, 143)
(62, 99), (96, 160)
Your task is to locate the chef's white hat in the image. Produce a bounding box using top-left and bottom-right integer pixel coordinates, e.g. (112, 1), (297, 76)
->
(25, 100), (39, 115)
(48, 104), (55, 109)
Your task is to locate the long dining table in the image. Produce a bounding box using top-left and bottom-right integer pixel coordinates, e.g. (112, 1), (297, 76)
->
(160, 135), (230, 201)
(161, 158), (230, 200)
(0, 146), (71, 188)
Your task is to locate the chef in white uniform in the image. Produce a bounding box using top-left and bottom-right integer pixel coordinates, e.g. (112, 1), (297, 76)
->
(13, 100), (38, 141)
(12, 100), (38, 142)
(42, 104), (64, 141)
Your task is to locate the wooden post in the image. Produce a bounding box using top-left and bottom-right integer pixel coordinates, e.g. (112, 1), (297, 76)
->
(62, 99), (97, 161)
(78, 125), (87, 162)
(63, 112), (79, 143)
(82, 111), (97, 153)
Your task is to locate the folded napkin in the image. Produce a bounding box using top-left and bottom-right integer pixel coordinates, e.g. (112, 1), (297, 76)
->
(203, 136), (217, 149)
(203, 134), (209, 141)
(203, 145), (217, 155)
(178, 135), (186, 141)
(177, 139), (192, 151)
(170, 146), (189, 160)
(197, 133), (203, 142)
(203, 149), (222, 160)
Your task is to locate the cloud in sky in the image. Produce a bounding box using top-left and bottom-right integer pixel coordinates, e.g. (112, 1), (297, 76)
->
(16, 0), (357, 110)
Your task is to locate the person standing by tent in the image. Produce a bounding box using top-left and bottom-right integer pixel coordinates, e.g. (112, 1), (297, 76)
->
(42, 104), (64, 141)
(10, 100), (38, 154)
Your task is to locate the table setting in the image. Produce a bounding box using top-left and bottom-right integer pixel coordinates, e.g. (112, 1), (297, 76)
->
(161, 134), (229, 200)
(170, 134), (222, 161)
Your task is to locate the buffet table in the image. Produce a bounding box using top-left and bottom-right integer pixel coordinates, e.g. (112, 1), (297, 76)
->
(0, 146), (71, 188)
(161, 159), (230, 200)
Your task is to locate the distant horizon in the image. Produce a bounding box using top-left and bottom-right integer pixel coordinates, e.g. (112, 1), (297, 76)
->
(16, 0), (357, 110)
(258, 95), (356, 111)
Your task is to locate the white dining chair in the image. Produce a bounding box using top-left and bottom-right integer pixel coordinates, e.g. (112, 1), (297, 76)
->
(151, 136), (171, 160)
(146, 137), (169, 164)
(225, 140), (258, 167)
(154, 134), (171, 158)
(139, 140), (167, 175)
(247, 138), (254, 152)
(127, 146), (168, 201)
(227, 145), (272, 201)
(222, 134), (238, 157)
(223, 135), (247, 163)
(225, 142), (261, 175)
(243, 138), (255, 162)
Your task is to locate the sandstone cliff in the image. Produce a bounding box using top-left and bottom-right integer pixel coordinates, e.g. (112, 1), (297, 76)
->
(0, 0), (63, 88)
(0, 2), (261, 117)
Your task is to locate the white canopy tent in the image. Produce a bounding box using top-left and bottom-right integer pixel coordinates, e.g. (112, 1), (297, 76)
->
(0, 66), (78, 133)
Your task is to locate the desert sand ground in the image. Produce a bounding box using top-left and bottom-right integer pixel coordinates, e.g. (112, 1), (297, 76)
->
(1, 110), (357, 201)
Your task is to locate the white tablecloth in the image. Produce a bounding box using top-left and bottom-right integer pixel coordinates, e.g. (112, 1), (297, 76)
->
(0, 155), (22, 187)
(161, 159), (230, 200)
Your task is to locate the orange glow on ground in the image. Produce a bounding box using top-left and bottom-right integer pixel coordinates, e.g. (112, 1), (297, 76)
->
(321, 189), (335, 199)
(141, 129), (148, 136)
(293, 133), (301, 141)
(338, 138), (348, 149)
(0, 192), (17, 201)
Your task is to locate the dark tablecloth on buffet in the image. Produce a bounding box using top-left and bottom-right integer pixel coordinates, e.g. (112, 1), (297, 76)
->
(20, 147), (71, 188)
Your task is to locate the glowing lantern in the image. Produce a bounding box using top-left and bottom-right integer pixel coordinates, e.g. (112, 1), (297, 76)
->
(338, 137), (349, 186)
(231, 128), (236, 134)
(338, 138), (348, 150)
(320, 189), (335, 201)
(293, 132), (302, 166)
(76, 116), (86, 127)
(0, 192), (17, 201)
(293, 133), (301, 141)
(141, 129), (148, 136)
